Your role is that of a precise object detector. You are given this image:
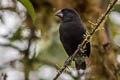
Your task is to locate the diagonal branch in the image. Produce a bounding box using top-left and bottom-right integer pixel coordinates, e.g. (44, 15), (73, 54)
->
(53, 0), (118, 80)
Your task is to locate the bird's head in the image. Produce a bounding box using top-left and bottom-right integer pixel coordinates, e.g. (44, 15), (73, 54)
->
(55, 8), (80, 22)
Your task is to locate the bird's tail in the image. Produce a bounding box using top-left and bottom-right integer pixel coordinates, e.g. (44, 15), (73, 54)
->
(74, 54), (86, 70)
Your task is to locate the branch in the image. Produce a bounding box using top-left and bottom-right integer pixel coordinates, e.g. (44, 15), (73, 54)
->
(24, 26), (36, 58)
(0, 43), (23, 52)
(35, 58), (60, 69)
(53, 0), (118, 80)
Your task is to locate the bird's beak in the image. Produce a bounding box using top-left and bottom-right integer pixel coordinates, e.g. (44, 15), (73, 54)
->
(55, 10), (63, 18)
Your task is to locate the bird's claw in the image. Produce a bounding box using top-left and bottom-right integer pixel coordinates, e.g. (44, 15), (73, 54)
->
(77, 44), (87, 57)
(77, 44), (84, 53)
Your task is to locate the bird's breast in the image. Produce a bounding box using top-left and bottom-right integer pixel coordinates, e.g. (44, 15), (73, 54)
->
(59, 22), (85, 44)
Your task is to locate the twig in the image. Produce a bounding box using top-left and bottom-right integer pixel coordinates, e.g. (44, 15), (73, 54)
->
(35, 58), (60, 69)
(24, 26), (35, 57)
(53, 0), (118, 80)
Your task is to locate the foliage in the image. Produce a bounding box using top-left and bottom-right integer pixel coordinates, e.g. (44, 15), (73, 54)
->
(18, 0), (36, 23)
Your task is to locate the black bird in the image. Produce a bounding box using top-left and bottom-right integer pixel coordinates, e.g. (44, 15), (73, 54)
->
(55, 8), (90, 70)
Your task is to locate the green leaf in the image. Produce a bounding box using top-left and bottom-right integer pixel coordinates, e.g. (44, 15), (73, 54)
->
(18, 0), (36, 23)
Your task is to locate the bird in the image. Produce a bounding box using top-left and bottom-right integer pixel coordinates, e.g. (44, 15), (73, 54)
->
(55, 8), (90, 70)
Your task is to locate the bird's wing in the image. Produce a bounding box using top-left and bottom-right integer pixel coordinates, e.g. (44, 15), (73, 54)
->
(61, 39), (75, 56)
(84, 42), (90, 57)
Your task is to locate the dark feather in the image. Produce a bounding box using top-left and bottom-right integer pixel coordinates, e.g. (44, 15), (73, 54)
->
(56, 8), (90, 70)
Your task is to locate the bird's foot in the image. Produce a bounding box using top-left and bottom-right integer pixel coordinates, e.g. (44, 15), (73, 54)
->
(77, 44), (86, 57)
(80, 53), (87, 57)
(77, 44), (84, 53)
